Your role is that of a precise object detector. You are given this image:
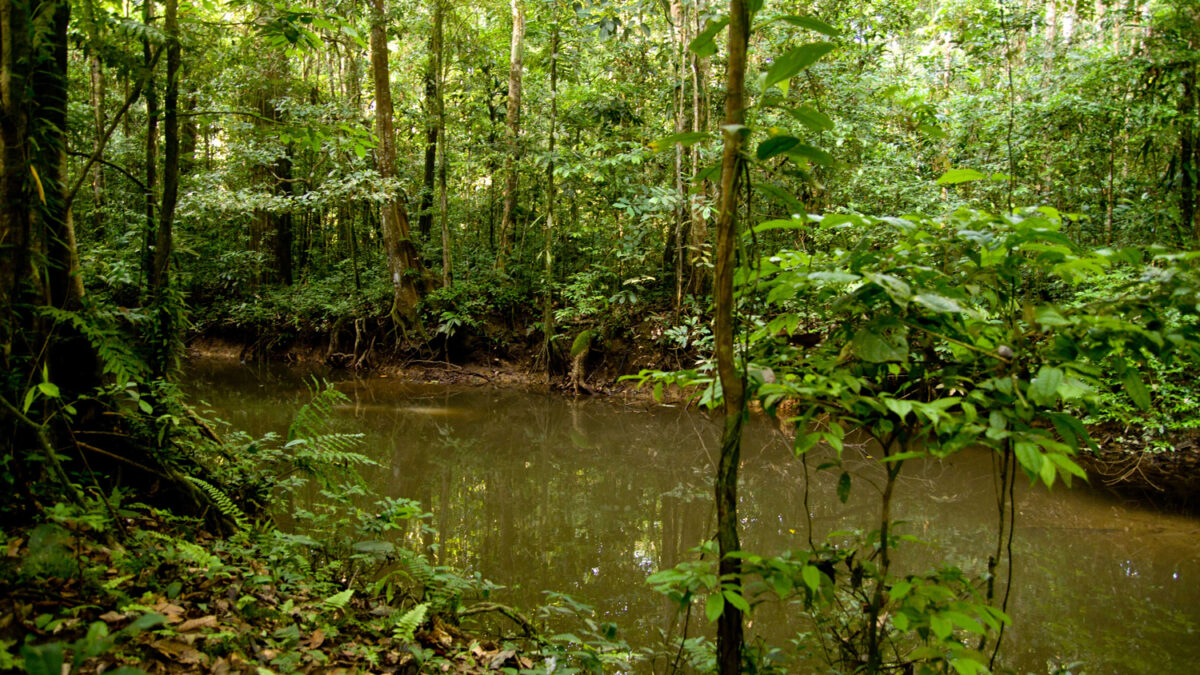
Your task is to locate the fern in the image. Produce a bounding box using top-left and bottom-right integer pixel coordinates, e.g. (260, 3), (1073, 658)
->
(286, 380), (375, 483)
(392, 603), (428, 642)
(323, 588), (354, 612)
(37, 305), (149, 386)
(187, 476), (249, 531)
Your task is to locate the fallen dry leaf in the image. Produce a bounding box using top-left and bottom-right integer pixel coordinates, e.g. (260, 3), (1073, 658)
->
(176, 615), (217, 632)
(6, 538), (23, 557)
(149, 639), (205, 665)
(488, 649), (515, 670)
(305, 628), (325, 649)
(98, 611), (126, 624)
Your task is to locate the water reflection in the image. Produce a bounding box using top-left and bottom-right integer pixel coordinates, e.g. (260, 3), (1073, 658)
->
(187, 358), (1200, 673)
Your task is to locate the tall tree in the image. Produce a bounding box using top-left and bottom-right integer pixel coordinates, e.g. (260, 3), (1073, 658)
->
(1, 0), (93, 396)
(497, 0), (525, 265)
(417, 0), (442, 240)
(713, 0), (750, 671)
(369, 0), (425, 336)
(542, 18), (559, 365)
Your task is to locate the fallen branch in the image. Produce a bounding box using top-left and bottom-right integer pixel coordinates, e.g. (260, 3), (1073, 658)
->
(457, 602), (536, 637)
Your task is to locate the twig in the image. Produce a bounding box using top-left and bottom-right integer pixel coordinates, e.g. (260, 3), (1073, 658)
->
(65, 44), (164, 212)
(0, 395), (84, 505)
(457, 602), (536, 637)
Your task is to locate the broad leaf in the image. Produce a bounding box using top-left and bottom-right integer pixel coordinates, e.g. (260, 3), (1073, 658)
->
(787, 104), (834, 132)
(764, 42), (835, 90)
(776, 15), (840, 37)
(689, 16), (729, 57)
(1029, 366), (1064, 406)
(757, 135), (799, 160)
(1122, 369), (1151, 410)
(936, 169), (986, 185)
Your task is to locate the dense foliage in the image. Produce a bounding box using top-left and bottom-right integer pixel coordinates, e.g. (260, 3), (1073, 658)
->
(2, 0), (1198, 672)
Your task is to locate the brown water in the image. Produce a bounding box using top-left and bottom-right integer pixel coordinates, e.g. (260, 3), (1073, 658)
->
(187, 358), (1200, 673)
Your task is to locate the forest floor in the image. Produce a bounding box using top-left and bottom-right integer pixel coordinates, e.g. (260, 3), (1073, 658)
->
(1, 507), (540, 674)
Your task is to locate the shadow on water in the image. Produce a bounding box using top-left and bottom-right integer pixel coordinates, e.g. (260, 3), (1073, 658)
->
(187, 358), (1200, 673)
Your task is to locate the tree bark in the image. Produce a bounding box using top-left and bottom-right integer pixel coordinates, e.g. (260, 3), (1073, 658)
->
(370, 0), (425, 337)
(713, 0), (749, 672)
(542, 21), (559, 366)
(153, 0), (179, 297)
(141, 0), (158, 296)
(1, 0), (92, 393)
(418, 0), (442, 240)
(688, 0), (711, 297)
(497, 0), (525, 266)
(435, 0), (450, 286)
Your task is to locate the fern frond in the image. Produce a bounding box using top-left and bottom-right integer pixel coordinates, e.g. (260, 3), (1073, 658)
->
(187, 476), (249, 531)
(392, 603), (428, 642)
(323, 588), (354, 612)
(286, 381), (374, 483)
(38, 305), (149, 385)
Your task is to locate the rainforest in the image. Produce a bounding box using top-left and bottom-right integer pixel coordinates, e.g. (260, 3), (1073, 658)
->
(2, 0), (1199, 672)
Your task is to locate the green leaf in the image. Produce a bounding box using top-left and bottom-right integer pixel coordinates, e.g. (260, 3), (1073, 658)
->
(929, 614), (952, 640)
(689, 16), (729, 57)
(757, 135), (799, 160)
(649, 131), (712, 152)
(801, 564), (820, 591)
(20, 642), (64, 675)
(836, 471), (851, 503)
(950, 657), (984, 675)
(1029, 366), (1064, 406)
(764, 42), (836, 90)
(852, 325), (908, 363)
(880, 451), (924, 463)
(323, 589), (354, 611)
(913, 293), (965, 314)
(776, 15), (840, 36)
(723, 589), (750, 613)
(786, 104), (834, 132)
(22, 387), (36, 413)
(936, 169), (986, 185)
(917, 123), (947, 139)
(1122, 369), (1151, 410)
(37, 382), (59, 398)
(785, 143), (835, 167)
(883, 398), (913, 421)
(705, 592), (724, 622)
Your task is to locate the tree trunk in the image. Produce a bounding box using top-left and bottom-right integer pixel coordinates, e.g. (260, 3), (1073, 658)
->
(153, 0), (179, 297)
(435, 0), (450, 286)
(370, 0), (425, 337)
(81, 0), (106, 231)
(688, 0), (711, 297)
(142, 0), (158, 295)
(1, 0), (91, 393)
(418, 0), (442, 241)
(1182, 58), (1198, 243)
(497, 0), (525, 266)
(542, 21), (559, 366)
(713, 0), (749, 672)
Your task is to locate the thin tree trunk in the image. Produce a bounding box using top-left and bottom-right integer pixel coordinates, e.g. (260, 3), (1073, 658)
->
(153, 0), (178, 297)
(713, 0), (749, 672)
(497, 0), (525, 266)
(81, 0), (106, 230)
(142, 0), (158, 295)
(370, 0), (425, 337)
(436, 0), (450, 287)
(542, 21), (559, 367)
(688, 0), (710, 296)
(1182, 59), (1197, 242)
(418, 0), (442, 240)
